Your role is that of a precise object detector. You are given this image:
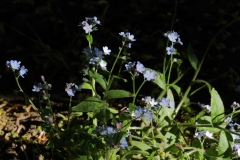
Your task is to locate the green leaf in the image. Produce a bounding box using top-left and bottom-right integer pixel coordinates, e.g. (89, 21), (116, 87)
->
(218, 130), (228, 156)
(113, 132), (125, 145)
(104, 90), (132, 99)
(109, 108), (118, 114)
(108, 148), (120, 160)
(218, 130), (233, 158)
(167, 88), (174, 103)
(164, 125), (179, 147)
(153, 71), (166, 89)
(196, 116), (220, 132)
(89, 71), (107, 90)
(72, 97), (107, 112)
(147, 151), (156, 160)
(169, 84), (182, 96)
(122, 150), (149, 159)
(131, 140), (151, 151)
(211, 88), (225, 123)
(188, 43), (198, 70)
(86, 34), (93, 44)
(80, 82), (93, 90)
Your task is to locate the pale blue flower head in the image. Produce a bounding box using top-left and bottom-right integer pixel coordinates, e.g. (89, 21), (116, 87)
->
(103, 46), (111, 55)
(164, 31), (179, 43)
(79, 16), (100, 34)
(65, 83), (80, 96)
(136, 61), (145, 73)
(6, 60), (21, 70)
(159, 97), (171, 108)
(94, 47), (104, 59)
(143, 110), (154, 121)
(119, 136), (128, 149)
(125, 61), (135, 72)
(166, 45), (175, 55)
(32, 83), (43, 92)
(143, 70), (156, 81)
(83, 23), (93, 34)
(19, 66), (28, 78)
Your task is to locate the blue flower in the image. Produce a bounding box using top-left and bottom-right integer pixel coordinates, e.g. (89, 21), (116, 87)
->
(65, 83), (80, 96)
(94, 47), (104, 59)
(119, 32), (136, 42)
(6, 60), (21, 70)
(143, 110), (154, 121)
(134, 106), (143, 119)
(143, 70), (156, 81)
(166, 45), (175, 55)
(136, 61), (145, 73)
(169, 100), (175, 108)
(83, 23), (93, 34)
(119, 136), (128, 149)
(32, 83), (43, 92)
(83, 47), (93, 57)
(106, 127), (115, 135)
(159, 97), (169, 108)
(125, 61), (135, 72)
(19, 66), (28, 78)
(164, 31), (179, 43)
(98, 126), (108, 135)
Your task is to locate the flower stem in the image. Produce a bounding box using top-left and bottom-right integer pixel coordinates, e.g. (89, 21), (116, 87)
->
(14, 73), (38, 110)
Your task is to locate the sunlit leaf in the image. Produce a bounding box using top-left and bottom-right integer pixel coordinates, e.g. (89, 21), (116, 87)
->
(131, 140), (151, 151)
(104, 90), (132, 99)
(211, 88), (225, 123)
(153, 71), (166, 89)
(89, 71), (107, 91)
(72, 97), (107, 112)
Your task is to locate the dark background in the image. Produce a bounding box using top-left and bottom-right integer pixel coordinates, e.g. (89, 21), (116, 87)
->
(1, 0), (240, 107)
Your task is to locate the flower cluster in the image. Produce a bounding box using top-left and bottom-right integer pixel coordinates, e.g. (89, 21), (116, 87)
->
(97, 123), (128, 149)
(6, 60), (28, 78)
(32, 75), (52, 94)
(65, 83), (80, 96)
(79, 16), (100, 34)
(132, 106), (154, 121)
(231, 101), (240, 110)
(194, 130), (214, 139)
(198, 102), (211, 113)
(164, 31), (183, 55)
(142, 96), (175, 109)
(119, 32), (135, 48)
(83, 47), (111, 70)
(233, 143), (240, 158)
(125, 61), (157, 81)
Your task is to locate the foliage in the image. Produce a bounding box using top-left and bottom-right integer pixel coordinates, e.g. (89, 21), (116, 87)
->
(3, 1), (240, 159)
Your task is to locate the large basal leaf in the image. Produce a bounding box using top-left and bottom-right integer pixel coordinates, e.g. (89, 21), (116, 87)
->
(89, 71), (107, 91)
(188, 43), (198, 70)
(218, 130), (233, 158)
(72, 97), (107, 112)
(153, 70), (166, 89)
(131, 140), (151, 151)
(104, 90), (132, 99)
(211, 88), (225, 123)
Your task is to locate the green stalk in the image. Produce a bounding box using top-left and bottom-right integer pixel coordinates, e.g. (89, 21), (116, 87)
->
(173, 17), (238, 119)
(67, 96), (72, 130)
(107, 42), (125, 90)
(14, 73), (38, 110)
(132, 79), (146, 104)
